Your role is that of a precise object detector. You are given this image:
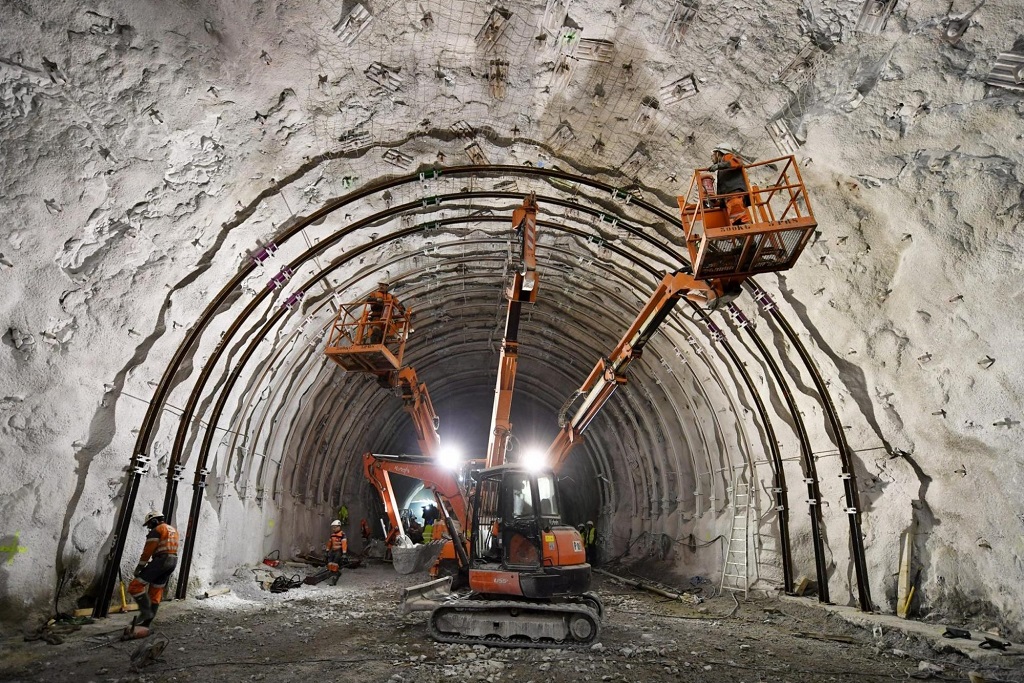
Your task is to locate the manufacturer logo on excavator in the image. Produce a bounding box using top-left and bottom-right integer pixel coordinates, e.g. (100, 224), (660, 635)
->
(394, 466), (411, 475)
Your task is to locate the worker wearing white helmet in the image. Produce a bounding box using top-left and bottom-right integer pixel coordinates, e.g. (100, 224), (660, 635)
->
(126, 510), (179, 638)
(325, 519), (348, 585)
(707, 142), (751, 225)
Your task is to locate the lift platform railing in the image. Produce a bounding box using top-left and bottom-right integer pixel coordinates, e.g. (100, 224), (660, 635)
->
(324, 296), (411, 375)
(679, 154), (816, 281)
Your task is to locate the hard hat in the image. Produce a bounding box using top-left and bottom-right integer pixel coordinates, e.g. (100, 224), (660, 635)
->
(713, 142), (733, 153)
(331, 519), (342, 526)
(143, 510), (164, 525)
(586, 520), (594, 526)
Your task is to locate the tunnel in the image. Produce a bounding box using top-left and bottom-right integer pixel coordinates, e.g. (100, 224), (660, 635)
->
(2, 0), (1023, 676)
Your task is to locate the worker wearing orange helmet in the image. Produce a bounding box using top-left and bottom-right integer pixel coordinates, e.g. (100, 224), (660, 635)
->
(325, 519), (348, 586)
(707, 143), (751, 226)
(126, 510), (179, 637)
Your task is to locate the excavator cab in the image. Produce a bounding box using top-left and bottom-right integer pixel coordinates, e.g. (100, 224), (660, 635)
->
(679, 154), (816, 283)
(467, 466), (589, 598)
(325, 282), (411, 374)
(400, 464), (603, 647)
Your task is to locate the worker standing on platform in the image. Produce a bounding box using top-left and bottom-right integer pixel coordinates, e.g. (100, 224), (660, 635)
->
(583, 520), (597, 565)
(325, 519), (348, 586)
(126, 511), (179, 638)
(707, 143), (751, 225)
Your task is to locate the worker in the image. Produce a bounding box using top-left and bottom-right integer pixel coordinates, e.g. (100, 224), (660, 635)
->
(583, 520), (597, 565)
(707, 143), (751, 225)
(325, 519), (348, 586)
(126, 510), (179, 638)
(364, 283), (389, 344)
(422, 503), (438, 540)
(407, 518), (424, 544)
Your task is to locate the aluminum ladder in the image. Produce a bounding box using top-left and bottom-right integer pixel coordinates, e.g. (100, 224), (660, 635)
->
(719, 479), (750, 597)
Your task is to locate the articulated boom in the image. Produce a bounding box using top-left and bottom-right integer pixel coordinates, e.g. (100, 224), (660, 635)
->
(545, 154), (817, 470)
(394, 367), (441, 459)
(486, 193), (540, 468)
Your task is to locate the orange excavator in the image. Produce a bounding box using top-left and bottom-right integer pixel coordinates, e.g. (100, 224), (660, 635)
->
(397, 157), (816, 646)
(362, 452), (468, 575)
(335, 159), (816, 647)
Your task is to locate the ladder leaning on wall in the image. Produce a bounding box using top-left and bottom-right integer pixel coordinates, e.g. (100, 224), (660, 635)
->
(719, 478), (751, 597)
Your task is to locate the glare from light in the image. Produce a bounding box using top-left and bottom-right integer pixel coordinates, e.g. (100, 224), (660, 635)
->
(437, 444), (463, 470)
(521, 448), (547, 473)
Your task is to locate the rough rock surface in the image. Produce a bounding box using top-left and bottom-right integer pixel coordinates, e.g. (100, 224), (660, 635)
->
(0, 0), (1022, 641)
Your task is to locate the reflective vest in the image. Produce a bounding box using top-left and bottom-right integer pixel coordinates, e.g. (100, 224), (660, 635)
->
(142, 523), (179, 561)
(327, 530), (348, 553)
(583, 526), (596, 546)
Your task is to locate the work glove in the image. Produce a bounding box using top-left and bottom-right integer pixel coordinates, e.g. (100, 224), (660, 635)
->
(133, 562), (148, 578)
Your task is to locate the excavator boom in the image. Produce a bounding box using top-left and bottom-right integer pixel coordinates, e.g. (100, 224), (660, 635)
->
(545, 153), (816, 471)
(395, 367), (441, 459)
(545, 271), (735, 470)
(486, 193), (540, 468)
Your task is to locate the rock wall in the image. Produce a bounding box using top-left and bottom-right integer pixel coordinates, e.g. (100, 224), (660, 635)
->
(1, 0), (1022, 637)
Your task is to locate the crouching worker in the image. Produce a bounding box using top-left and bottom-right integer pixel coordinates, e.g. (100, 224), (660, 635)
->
(326, 519), (348, 585)
(125, 511), (179, 639)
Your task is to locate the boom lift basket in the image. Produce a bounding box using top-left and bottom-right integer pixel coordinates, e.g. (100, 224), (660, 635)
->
(679, 155), (816, 281)
(325, 291), (411, 374)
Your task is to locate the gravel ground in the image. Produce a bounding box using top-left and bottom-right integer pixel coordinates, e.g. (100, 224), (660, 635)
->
(2, 562), (1022, 683)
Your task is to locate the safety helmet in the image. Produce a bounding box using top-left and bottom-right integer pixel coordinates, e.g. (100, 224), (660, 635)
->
(713, 142), (733, 154)
(143, 510), (164, 526)
(586, 520), (594, 526)
(331, 519), (342, 527)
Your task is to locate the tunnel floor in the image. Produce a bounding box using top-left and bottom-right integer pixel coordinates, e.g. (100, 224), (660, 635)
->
(3, 565), (1017, 683)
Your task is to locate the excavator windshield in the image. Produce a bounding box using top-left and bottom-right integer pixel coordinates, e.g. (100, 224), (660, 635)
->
(536, 475), (559, 518)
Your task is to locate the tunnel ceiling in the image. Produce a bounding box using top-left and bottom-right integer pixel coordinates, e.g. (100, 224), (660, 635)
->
(2, 0), (1024, 632)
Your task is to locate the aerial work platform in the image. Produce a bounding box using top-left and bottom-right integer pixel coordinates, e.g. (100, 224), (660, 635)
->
(324, 284), (411, 375)
(679, 155), (816, 283)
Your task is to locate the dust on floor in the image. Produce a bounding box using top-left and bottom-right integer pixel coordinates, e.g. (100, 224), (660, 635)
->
(2, 563), (1021, 683)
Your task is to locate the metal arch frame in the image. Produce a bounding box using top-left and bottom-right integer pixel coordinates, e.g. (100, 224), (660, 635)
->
(168, 210), (779, 599)
(93, 164), (868, 616)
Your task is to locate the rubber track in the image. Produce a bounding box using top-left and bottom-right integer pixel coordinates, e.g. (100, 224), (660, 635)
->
(428, 601), (601, 649)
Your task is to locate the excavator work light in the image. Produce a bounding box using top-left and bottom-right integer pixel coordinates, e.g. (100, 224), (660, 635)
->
(437, 445), (463, 470)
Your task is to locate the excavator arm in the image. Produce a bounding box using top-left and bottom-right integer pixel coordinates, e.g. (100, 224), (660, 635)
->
(486, 193), (539, 467)
(362, 452), (469, 537)
(545, 270), (737, 470)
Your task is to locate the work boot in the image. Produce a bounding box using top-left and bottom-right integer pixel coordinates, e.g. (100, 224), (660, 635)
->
(330, 574), (339, 586)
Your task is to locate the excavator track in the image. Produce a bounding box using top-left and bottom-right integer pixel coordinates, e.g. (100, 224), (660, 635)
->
(428, 600), (601, 649)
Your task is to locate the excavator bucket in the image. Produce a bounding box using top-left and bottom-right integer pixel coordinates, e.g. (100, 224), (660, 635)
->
(391, 540), (446, 575)
(399, 576), (453, 614)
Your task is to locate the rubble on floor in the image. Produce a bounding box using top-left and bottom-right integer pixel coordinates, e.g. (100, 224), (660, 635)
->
(1, 565), (1022, 683)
